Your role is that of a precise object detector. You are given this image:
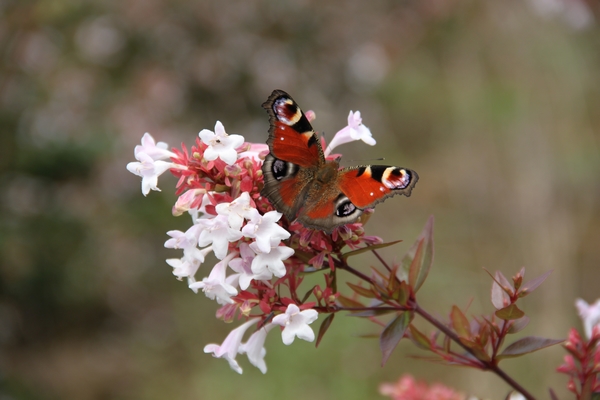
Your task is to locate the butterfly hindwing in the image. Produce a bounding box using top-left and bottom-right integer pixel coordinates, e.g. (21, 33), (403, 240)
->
(338, 165), (418, 209)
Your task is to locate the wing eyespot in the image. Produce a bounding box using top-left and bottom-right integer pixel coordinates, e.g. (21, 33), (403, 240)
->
(271, 158), (298, 181)
(336, 200), (357, 217)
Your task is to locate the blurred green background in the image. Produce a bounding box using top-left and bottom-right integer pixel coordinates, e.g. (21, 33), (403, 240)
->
(1, 1), (600, 399)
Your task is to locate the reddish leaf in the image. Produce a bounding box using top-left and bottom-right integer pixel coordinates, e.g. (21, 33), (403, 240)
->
(316, 313), (335, 348)
(451, 305), (471, 338)
(443, 333), (451, 352)
(347, 282), (376, 298)
(401, 216), (434, 292)
(483, 317), (501, 336)
(512, 267), (526, 291)
(498, 271), (513, 290)
(380, 312), (412, 365)
(518, 270), (553, 298)
(507, 316), (530, 334)
(491, 278), (510, 310)
(408, 238), (424, 289)
(459, 338), (491, 362)
(336, 294), (364, 309)
(495, 304), (525, 320)
(497, 336), (564, 359)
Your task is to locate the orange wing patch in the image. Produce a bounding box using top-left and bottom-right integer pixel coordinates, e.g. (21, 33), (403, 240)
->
(339, 166), (418, 209)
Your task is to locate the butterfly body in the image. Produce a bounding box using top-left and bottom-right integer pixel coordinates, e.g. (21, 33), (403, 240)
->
(261, 90), (418, 232)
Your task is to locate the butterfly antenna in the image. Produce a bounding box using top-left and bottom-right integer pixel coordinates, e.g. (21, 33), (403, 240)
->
(345, 157), (385, 163)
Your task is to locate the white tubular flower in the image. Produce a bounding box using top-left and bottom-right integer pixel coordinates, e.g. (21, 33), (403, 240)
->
(199, 121), (244, 165)
(198, 215), (244, 260)
(324, 110), (376, 157)
(575, 298), (600, 339)
(204, 319), (259, 374)
(242, 210), (290, 253)
(215, 192), (255, 231)
(189, 253), (238, 304)
(134, 132), (176, 161)
(126, 151), (173, 196)
(272, 304), (319, 345)
(239, 323), (275, 374)
(165, 245), (213, 283)
(228, 242), (272, 290)
(250, 245), (294, 278)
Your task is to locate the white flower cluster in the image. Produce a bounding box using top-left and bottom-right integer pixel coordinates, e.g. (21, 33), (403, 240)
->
(127, 110), (375, 374)
(127, 122), (320, 374)
(165, 192), (294, 305)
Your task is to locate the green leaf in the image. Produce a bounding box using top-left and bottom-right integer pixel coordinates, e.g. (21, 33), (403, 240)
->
(348, 309), (397, 318)
(341, 240), (403, 261)
(401, 216), (434, 292)
(497, 336), (564, 359)
(495, 304), (525, 320)
(380, 312), (412, 365)
(408, 324), (431, 350)
(393, 280), (411, 305)
(316, 313), (335, 348)
(300, 285), (317, 304)
(356, 332), (380, 339)
(346, 282), (376, 298)
(451, 305), (471, 338)
(336, 294), (364, 309)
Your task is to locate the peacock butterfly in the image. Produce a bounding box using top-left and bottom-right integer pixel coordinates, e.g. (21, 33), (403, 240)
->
(260, 89), (418, 233)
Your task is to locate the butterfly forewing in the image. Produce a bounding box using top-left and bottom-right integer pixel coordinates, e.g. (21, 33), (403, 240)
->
(262, 90), (324, 168)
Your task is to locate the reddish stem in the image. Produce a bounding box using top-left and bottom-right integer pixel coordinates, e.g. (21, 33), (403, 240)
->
(413, 302), (537, 400)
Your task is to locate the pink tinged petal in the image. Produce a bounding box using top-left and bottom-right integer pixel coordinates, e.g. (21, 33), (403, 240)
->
(242, 211), (290, 253)
(173, 189), (205, 216)
(324, 111), (376, 157)
(166, 258), (198, 280)
(576, 298), (600, 339)
(198, 215), (244, 259)
(239, 323), (275, 374)
(238, 143), (269, 161)
(126, 152), (173, 196)
(228, 243), (261, 290)
(189, 253), (238, 303)
(347, 111), (375, 145)
(215, 192), (254, 231)
(198, 121), (245, 165)
(204, 319), (259, 374)
(135, 132), (175, 160)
